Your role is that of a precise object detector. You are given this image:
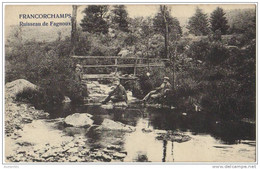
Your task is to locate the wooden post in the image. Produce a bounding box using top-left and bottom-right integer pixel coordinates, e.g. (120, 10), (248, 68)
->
(173, 33), (178, 91)
(174, 41), (177, 91)
(147, 34), (151, 71)
(115, 58), (118, 73)
(160, 5), (169, 59)
(134, 55), (138, 76)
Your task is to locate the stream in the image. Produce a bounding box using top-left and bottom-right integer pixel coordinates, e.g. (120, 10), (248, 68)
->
(42, 103), (255, 162)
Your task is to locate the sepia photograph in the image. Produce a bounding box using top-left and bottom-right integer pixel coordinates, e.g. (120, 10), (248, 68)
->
(3, 3), (257, 164)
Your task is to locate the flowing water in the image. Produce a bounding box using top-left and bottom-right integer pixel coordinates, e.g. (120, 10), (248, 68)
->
(45, 103), (256, 162)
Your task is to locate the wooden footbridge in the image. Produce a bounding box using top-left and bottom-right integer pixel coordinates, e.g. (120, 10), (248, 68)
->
(72, 55), (169, 80)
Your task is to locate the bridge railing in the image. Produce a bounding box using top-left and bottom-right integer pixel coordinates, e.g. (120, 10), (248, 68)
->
(72, 55), (169, 79)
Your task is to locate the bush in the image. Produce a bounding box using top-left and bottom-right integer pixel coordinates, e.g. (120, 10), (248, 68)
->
(207, 42), (229, 65)
(185, 40), (211, 61)
(16, 88), (44, 106)
(6, 37), (83, 106)
(172, 35), (255, 119)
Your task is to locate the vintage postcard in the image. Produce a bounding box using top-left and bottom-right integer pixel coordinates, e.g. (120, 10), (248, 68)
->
(3, 3), (256, 164)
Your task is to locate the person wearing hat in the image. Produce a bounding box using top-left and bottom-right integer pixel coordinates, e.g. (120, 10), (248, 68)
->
(75, 64), (83, 82)
(101, 78), (128, 104)
(74, 64), (88, 97)
(142, 76), (172, 103)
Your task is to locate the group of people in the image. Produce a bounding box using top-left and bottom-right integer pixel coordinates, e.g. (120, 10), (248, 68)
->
(74, 64), (172, 105)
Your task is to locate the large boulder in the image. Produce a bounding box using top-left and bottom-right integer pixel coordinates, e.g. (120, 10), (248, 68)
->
(64, 113), (93, 127)
(96, 119), (135, 132)
(5, 79), (38, 100)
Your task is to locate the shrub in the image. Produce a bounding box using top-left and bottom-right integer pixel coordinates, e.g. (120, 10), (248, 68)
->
(6, 37), (83, 106)
(174, 36), (255, 119)
(207, 42), (230, 65)
(16, 88), (44, 106)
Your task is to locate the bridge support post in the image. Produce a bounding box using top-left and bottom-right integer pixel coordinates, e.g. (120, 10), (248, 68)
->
(115, 58), (118, 73)
(134, 55), (138, 76)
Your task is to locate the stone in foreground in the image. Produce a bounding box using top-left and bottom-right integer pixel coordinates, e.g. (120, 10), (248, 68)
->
(5, 79), (38, 100)
(64, 113), (93, 127)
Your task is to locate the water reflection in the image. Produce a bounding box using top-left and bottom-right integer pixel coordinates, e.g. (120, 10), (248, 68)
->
(146, 107), (255, 144)
(162, 140), (167, 162)
(46, 103), (255, 162)
(124, 118), (167, 162)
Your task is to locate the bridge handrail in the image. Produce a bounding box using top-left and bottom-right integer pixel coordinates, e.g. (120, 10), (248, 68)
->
(82, 63), (165, 68)
(72, 55), (168, 76)
(72, 55), (169, 61)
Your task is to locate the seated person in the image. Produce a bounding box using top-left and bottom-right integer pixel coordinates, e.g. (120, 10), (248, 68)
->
(101, 78), (128, 104)
(142, 77), (172, 103)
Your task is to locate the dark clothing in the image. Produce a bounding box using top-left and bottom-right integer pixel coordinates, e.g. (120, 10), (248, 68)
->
(81, 83), (88, 97)
(75, 71), (83, 82)
(103, 84), (128, 103)
(155, 81), (172, 95)
(141, 75), (153, 95)
(74, 71), (88, 97)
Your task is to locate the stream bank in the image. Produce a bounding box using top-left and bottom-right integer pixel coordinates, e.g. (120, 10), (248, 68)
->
(5, 79), (256, 162)
(5, 79), (136, 162)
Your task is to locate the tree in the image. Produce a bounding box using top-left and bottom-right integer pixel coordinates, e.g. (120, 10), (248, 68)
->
(153, 5), (182, 58)
(153, 6), (182, 36)
(187, 7), (209, 36)
(241, 13), (256, 45)
(71, 5), (78, 55)
(111, 5), (129, 32)
(210, 7), (229, 34)
(227, 9), (255, 35)
(128, 17), (157, 57)
(80, 5), (109, 34)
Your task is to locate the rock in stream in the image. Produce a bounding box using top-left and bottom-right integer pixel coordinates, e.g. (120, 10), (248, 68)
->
(96, 119), (136, 132)
(64, 113), (93, 127)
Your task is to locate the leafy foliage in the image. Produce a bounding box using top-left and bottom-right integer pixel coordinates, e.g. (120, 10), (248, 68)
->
(176, 36), (255, 119)
(5, 36), (83, 106)
(111, 5), (129, 32)
(227, 8), (256, 35)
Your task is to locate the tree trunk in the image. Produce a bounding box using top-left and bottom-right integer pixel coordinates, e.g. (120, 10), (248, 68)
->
(173, 41), (178, 91)
(161, 5), (169, 59)
(71, 5), (78, 55)
(165, 22), (169, 58)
